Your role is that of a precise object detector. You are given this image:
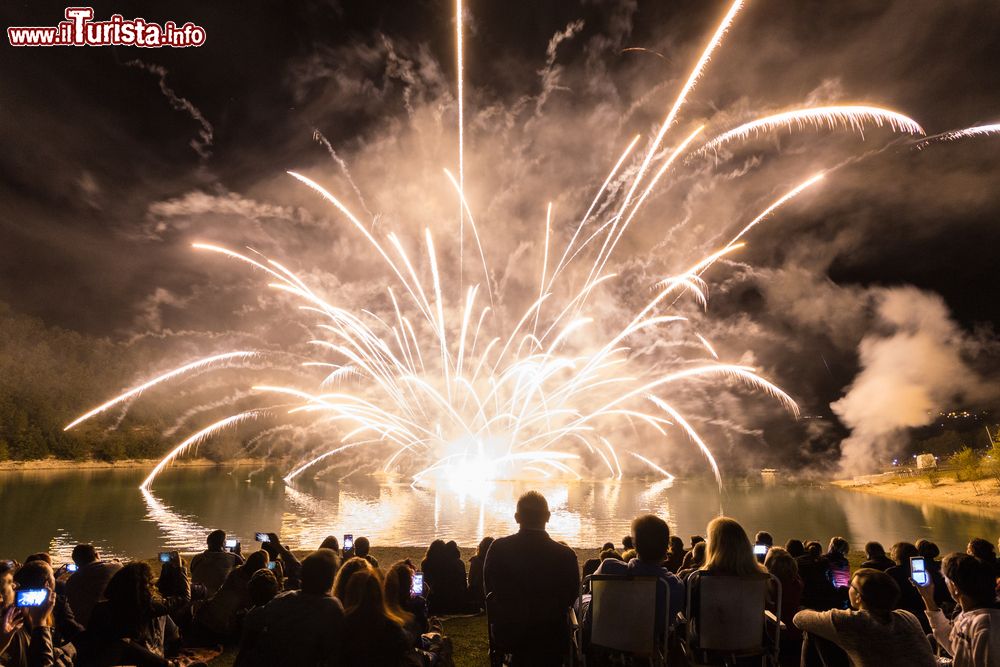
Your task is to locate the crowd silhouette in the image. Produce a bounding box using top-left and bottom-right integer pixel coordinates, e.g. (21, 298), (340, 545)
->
(2, 489), (1000, 666)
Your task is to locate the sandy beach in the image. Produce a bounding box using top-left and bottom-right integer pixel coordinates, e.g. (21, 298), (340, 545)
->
(0, 457), (265, 472)
(834, 475), (1000, 510)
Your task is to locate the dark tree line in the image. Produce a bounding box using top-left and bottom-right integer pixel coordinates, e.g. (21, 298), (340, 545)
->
(0, 302), (169, 461)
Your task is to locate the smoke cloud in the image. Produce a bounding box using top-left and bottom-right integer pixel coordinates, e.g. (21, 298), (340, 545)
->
(832, 287), (995, 474)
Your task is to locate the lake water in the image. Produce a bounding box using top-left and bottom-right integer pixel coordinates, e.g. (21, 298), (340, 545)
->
(2, 466), (999, 562)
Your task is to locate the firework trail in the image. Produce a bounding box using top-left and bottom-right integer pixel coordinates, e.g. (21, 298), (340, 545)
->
(64, 352), (257, 431)
(456, 0), (465, 289)
(620, 47), (668, 61)
(700, 106), (924, 153)
(66, 0), (995, 498)
(312, 129), (373, 219)
(916, 123), (1000, 149)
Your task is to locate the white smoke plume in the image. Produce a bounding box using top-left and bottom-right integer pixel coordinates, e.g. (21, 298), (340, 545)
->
(832, 287), (995, 474)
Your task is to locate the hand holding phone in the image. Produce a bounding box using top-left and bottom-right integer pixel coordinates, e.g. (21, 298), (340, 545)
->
(225, 538), (239, 552)
(16, 589), (49, 608)
(910, 557), (930, 587)
(343, 534), (354, 553)
(19, 584), (55, 628)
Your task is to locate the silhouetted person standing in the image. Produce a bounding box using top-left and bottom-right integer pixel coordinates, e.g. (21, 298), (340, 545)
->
(484, 491), (579, 665)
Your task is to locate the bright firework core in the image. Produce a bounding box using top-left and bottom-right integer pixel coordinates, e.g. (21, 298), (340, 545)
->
(63, 0), (988, 497)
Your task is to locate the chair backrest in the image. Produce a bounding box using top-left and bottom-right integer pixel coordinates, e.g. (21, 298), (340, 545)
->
(687, 572), (774, 652)
(589, 575), (661, 656)
(486, 592), (571, 657)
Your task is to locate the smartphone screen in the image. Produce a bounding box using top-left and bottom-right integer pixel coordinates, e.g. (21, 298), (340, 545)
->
(159, 552), (171, 563)
(225, 538), (238, 550)
(267, 561), (277, 571)
(911, 557), (929, 586)
(831, 564), (851, 588)
(16, 589), (48, 607)
(255, 532), (270, 543)
(411, 572), (424, 597)
(66, 563), (78, 572)
(343, 534), (354, 551)
(753, 544), (769, 557)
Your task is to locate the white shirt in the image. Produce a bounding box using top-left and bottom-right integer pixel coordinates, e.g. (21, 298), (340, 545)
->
(926, 607), (1000, 667)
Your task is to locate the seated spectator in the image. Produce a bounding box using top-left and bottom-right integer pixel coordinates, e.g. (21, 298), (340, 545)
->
(765, 547), (804, 660)
(665, 536), (687, 573)
(885, 542), (929, 632)
(699, 517), (766, 577)
(341, 569), (413, 666)
(83, 561), (184, 665)
(600, 548), (622, 562)
(190, 529), (243, 596)
(384, 561), (429, 643)
(581, 543), (615, 580)
(155, 552), (193, 628)
(233, 569), (280, 667)
(825, 537), (851, 609)
(785, 539), (806, 559)
(194, 550), (269, 641)
(484, 491), (580, 664)
(680, 536), (705, 570)
(755, 531), (774, 548)
(914, 552), (1000, 667)
(353, 537), (379, 569)
(5, 560), (59, 667)
(622, 536), (634, 552)
(421, 540), (468, 614)
(333, 557), (373, 603)
(620, 548), (637, 562)
(319, 536), (340, 555)
(253, 549), (344, 666)
(798, 541), (836, 611)
(676, 541), (706, 580)
(593, 515), (685, 632)
(65, 544), (121, 627)
(861, 542), (894, 571)
(917, 539), (954, 614)
(794, 568), (935, 667)
(969, 538), (1000, 577)
(0, 560), (24, 662)
(467, 537), (494, 611)
(754, 531), (774, 564)
(259, 533), (301, 590)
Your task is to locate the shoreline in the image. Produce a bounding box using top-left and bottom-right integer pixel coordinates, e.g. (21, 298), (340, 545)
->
(0, 457), (265, 472)
(834, 475), (1000, 511)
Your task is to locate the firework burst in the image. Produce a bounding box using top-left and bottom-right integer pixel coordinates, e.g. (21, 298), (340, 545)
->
(65, 0), (994, 495)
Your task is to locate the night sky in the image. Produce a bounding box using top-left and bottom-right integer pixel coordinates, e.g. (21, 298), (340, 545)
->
(1, 0), (999, 472)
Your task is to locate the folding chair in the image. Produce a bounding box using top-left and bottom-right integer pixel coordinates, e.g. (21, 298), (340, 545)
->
(586, 574), (668, 666)
(680, 571), (782, 666)
(486, 592), (578, 666)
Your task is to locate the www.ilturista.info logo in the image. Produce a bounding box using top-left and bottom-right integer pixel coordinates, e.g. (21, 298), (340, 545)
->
(8, 7), (206, 48)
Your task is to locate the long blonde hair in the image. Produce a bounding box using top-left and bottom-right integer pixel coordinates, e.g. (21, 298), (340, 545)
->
(702, 516), (767, 576)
